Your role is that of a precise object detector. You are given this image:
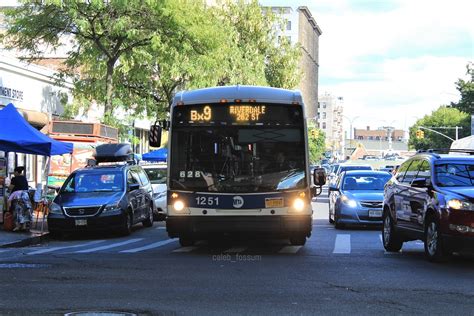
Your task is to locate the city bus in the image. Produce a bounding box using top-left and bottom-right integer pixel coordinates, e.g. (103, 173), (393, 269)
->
(149, 85), (326, 246)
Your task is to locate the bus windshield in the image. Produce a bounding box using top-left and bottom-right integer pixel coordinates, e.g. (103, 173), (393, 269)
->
(169, 126), (307, 193)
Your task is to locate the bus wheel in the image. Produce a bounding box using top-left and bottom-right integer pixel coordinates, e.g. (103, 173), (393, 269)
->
(290, 235), (306, 246)
(179, 236), (195, 247)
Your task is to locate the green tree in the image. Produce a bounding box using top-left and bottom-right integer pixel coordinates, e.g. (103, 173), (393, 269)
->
(307, 124), (326, 164)
(1, 0), (206, 122)
(214, 0), (301, 88)
(451, 62), (474, 114)
(409, 106), (470, 150)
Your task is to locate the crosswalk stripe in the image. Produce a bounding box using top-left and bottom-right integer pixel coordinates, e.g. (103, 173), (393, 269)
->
(333, 234), (351, 254)
(28, 240), (106, 255)
(278, 246), (302, 254)
(172, 246), (198, 253)
(224, 247), (247, 253)
(120, 239), (177, 253)
(74, 238), (143, 253)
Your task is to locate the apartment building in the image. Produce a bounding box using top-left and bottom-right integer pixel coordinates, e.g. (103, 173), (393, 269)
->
(265, 6), (322, 119)
(318, 93), (344, 157)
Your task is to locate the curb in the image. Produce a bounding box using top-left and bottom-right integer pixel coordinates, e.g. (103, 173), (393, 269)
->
(0, 232), (49, 248)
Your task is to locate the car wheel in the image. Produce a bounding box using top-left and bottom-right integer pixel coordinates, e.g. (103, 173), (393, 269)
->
(289, 235), (306, 246)
(179, 236), (195, 247)
(121, 211), (133, 236)
(382, 211), (403, 252)
(334, 211), (345, 229)
(424, 216), (451, 262)
(142, 204), (154, 228)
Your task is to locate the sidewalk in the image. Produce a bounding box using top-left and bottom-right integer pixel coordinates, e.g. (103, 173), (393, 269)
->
(0, 212), (49, 248)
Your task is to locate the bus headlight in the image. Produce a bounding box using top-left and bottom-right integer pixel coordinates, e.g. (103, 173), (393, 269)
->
(173, 200), (185, 212)
(292, 198), (305, 212)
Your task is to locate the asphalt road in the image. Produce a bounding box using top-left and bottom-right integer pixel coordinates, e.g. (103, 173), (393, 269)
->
(0, 189), (473, 315)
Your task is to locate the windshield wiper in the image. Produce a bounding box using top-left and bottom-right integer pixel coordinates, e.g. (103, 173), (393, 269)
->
(93, 189), (116, 192)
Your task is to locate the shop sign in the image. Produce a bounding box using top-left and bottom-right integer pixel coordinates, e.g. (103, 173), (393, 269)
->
(0, 85), (24, 101)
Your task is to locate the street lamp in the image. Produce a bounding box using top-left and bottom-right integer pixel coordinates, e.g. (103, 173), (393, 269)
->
(343, 115), (359, 144)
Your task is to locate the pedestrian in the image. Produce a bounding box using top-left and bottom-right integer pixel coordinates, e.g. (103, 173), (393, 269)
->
(8, 166), (28, 193)
(7, 167), (32, 231)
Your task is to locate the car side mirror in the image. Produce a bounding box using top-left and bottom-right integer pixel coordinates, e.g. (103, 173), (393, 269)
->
(129, 183), (140, 191)
(313, 167), (327, 186)
(411, 178), (428, 188)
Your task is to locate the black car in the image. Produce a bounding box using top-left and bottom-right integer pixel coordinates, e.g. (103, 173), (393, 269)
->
(48, 144), (155, 237)
(382, 149), (474, 262)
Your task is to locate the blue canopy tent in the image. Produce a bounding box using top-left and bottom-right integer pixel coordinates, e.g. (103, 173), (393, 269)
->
(0, 103), (73, 156)
(142, 148), (167, 162)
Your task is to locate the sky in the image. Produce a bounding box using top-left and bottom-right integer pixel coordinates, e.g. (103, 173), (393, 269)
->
(259, 0), (473, 133)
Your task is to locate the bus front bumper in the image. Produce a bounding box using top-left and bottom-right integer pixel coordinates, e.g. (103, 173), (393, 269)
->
(166, 215), (312, 238)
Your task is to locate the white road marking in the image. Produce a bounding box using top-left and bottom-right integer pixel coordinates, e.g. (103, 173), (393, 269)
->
(278, 246), (302, 254)
(224, 247), (247, 253)
(120, 238), (177, 253)
(27, 240), (106, 255)
(333, 234), (351, 254)
(155, 227), (166, 230)
(172, 246), (198, 253)
(74, 238), (143, 253)
(379, 234), (383, 244)
(0, 250), (9, 253)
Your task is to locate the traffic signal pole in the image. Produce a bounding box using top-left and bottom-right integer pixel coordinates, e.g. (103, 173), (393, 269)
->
(418, 126), (456, 141)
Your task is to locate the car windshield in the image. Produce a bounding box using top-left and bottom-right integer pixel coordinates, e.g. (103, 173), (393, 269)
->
(61, 171), (124, 193)
(434, 162), (474, 187)
(339, 166), (371, 174)
(342, 174), (391, 191)
(143, 167), (167, 184)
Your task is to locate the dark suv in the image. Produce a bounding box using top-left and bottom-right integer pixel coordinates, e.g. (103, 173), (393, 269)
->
(382, 150), (474, 261)
(48, 144), (155, 237)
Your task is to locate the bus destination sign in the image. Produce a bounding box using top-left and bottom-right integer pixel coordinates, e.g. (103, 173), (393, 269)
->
(175, 103), (302, 125)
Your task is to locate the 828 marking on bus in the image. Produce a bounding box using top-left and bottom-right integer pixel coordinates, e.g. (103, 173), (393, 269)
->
(195, 196), (220, 206)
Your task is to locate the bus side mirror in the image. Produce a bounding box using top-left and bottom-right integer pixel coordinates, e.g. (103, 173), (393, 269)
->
(313, 167), (327, 186)
(149, 125), (162, 148)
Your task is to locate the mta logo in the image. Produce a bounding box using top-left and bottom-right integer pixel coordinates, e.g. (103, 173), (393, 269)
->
(233, 196), (244, 208)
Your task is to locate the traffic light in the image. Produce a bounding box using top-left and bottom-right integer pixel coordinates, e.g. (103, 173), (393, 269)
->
(415, 130), (424, 139)
(310, 129), (319, 138)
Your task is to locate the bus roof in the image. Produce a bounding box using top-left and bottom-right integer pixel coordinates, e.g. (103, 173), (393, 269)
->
(173, 85), (303, 106)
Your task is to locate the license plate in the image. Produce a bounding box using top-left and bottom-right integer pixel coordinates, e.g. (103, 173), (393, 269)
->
(368, 210), (382, 217)
(75, 219), (87, 226)
(265, 198), (284, 208)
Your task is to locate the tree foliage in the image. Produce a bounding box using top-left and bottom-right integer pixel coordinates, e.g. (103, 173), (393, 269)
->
(2, 0), (302, 125)
(450, 62), (474, 114)
(307, 123), (326, 164)
(409, 106), (470, 150)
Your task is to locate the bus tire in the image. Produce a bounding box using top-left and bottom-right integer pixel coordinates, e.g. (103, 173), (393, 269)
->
(290, 235), (306, 246)
(179, 236), (195, 247)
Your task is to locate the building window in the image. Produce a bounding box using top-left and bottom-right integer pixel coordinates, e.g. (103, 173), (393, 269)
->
(358, 136), (364, 140)
(322, 112), (326, 119)
(286, 20), (291, 30)
(322, 122), (326, 129)
(375, 136), (381, 140)
(322, 102), (326, 109)
(368, 136), (374, 140)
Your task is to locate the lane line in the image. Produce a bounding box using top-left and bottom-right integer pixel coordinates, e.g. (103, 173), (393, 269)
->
(278, 246), (302, 254)
(120, 239), (177, 253)
(333, 234), (351, 254)
(74, 238), (143, 253)
(172, 246), (198, 253)
(224, 247), (247, 253)
(27, 240), (106, 255)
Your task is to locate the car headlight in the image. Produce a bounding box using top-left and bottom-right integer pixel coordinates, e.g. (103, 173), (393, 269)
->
(341, 195), (358, 208)
(103, 202), (121, 212)
(49, 202), (62, 214)
(447, 199), (474, 211)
